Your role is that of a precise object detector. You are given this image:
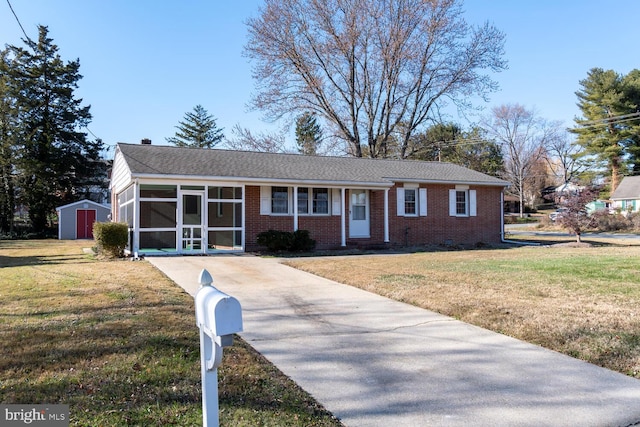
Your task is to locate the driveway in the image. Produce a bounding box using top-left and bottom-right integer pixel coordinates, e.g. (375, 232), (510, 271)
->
(149, 255), (640, 427)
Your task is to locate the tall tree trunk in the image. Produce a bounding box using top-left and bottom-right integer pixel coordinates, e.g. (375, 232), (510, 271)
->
(610, 156), (622, 194)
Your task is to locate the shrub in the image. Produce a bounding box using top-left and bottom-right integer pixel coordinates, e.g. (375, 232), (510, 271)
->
(630, 212), (640, 231)
(290, 229), (316, 252)
(256, 229), (316, 252)
(93, 222), (128, 258)
(591, 211), (632, 232)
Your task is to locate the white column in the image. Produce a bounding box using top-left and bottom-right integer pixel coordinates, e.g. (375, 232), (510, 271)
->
(341, 188), (346, 247)
(133, 179), (140, 255)
(293, 186), (299, 231)
(384, 188), (390, 243)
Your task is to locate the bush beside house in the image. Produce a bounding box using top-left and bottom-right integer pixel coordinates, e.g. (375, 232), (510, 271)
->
(93, 222), (129, 258)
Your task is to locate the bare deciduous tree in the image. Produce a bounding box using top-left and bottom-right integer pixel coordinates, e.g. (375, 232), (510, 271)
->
(544, 130), (584, 186)
(223, 124), (290, 153)
(245, 0), (507, 158)
(483, 104), (558, 217)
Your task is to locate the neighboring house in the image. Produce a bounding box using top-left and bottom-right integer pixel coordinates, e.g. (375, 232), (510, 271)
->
(610, 176), (640, 214)
(585, 200), (609, 215)
(109, 143), (509, 255)
(56, 199), (111, 240)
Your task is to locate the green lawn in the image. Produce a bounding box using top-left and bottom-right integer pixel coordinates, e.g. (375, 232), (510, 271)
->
(286, 243), (640, 378)
(0, 240), (343, 426)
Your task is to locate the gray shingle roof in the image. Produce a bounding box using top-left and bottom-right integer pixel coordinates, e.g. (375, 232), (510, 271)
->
(116, 143), (508, 187)
(610, 176), (640, 200)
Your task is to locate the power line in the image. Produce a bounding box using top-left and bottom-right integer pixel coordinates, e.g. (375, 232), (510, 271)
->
(576, 111), (640, 125)
(5, 0), (32, 44)
(574, 111), (640, 129)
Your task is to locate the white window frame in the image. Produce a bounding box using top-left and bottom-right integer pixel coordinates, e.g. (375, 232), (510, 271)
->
(397, 184), (427, 217)
(261, 186), (332, 216)
(312, 188), (330, 215)
(271, 186), (290, 215)
(449, 186), (477, 217)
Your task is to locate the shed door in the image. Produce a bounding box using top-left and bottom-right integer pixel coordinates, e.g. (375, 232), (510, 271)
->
(77, 209), (96, 239)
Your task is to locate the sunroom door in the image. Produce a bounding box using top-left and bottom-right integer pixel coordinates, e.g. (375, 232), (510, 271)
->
(180, 191), (205, 254)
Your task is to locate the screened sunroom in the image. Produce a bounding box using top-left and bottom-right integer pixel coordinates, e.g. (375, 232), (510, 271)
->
(116, 182), (243, 254)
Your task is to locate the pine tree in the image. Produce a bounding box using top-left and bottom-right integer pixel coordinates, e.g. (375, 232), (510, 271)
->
(295, 112), (322, 155)
(166, 105), (224, 148)
(0, 50), (17, 234)
(571, 68), (640, 193)
(8, 26), (103, 232)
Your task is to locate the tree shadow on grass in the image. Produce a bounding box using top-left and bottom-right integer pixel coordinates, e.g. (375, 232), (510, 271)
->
(0, 254), (91, 268)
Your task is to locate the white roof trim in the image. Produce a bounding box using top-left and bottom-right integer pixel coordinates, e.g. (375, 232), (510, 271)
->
(56, 199), (110, 211)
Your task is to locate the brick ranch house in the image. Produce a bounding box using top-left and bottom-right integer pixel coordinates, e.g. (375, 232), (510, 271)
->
(110, 142), (509, 255)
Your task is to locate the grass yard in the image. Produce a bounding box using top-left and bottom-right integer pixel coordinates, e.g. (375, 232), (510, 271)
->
(0, 240), (343, 426)
(285, 239), (640, 378)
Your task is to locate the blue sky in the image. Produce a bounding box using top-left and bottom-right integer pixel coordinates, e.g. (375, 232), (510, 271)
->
(2, 0), (639, 156)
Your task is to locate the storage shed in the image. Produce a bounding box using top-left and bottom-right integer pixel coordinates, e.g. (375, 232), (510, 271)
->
(56, 199), (111, 240)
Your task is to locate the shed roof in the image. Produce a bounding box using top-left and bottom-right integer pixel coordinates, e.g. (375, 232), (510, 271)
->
(610, 176), (640, 200)
(116, 143), (508, 188)
(56, 199), (110, 212)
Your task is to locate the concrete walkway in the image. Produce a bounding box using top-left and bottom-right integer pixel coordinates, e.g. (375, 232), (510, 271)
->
(148, 255), (640, 427)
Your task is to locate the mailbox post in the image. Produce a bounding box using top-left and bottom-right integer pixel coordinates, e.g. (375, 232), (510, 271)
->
(195, 269), (243, 427)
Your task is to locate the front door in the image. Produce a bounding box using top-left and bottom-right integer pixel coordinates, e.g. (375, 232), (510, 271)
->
(76, 209), (96, 239)
(180, 192), (205, 253)
(349, 189), (370, 238)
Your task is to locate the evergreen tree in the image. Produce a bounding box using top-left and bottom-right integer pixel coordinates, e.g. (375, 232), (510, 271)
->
(406, 124), (504, 177)
(166, 105), (224, 148)
(448, 127), (504, 177)
(295, 112), (322, 155)
(571, 68), (640, 193)
(8, 26), (102, 232)
(0, 50), (17, 234)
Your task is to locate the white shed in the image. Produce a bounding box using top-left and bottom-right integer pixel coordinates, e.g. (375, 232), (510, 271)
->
(56, 199), (111, 240)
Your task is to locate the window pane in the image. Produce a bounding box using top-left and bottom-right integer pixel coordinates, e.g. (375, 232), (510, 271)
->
(140, 231), (176, 250)
(183, 195), (202, 225)
(313, 188), (329, 214)
(208, 202), (242, 227)
(140, 185), (177, 198)
(272, 187), (288, 214)
(181, 185), (204, 191)
(119, 203), (134, 227)
(405, 189), (416, 215)
(208, 186), (242, 200)
(353, 205), (366, 220)
(208, 230), (242, 250)
(140, 202), (176, 228)
(298, 188), (309, 213)
(118, 186), (134, 205)
(456, 191), (467, 215)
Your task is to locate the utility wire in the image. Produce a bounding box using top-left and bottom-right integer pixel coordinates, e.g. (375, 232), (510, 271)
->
(576, 111), (640, 125)
(5, 0), (32, 44)
(574, 111), (640, 128)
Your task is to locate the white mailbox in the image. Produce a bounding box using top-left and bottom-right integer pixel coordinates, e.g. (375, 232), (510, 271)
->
(196, 275), (243, 344)
(195, 268), (243, 427)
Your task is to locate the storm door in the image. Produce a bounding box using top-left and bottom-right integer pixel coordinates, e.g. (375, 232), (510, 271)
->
(180, 191), (205, 253)
(349, 189), (370, 238)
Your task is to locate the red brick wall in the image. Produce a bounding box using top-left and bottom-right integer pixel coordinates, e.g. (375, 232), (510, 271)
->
(245, 184), (504, 251)
(386, 184), (504, 247)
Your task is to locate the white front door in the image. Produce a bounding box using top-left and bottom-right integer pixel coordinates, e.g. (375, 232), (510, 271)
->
(349, 189), (370, 238)
(180, 191), (205, 254)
